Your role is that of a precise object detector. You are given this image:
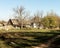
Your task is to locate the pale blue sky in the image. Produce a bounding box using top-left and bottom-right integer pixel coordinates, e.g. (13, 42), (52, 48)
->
(0, 0), (60, 21)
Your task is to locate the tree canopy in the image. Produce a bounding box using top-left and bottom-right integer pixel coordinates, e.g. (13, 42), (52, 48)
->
(42, 12), (59, 28)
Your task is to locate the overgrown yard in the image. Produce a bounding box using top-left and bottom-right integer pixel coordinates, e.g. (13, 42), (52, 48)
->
(0, 29), (60, 33)
(0, 31), (60, 48)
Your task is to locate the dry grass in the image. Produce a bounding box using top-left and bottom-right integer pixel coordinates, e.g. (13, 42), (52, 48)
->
(0, 28), (60, 33)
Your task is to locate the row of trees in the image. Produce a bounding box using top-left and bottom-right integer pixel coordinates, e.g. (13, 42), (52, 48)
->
(13, 6), (60, 29)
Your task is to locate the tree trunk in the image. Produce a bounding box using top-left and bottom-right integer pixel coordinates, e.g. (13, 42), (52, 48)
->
(21, 21), (23, 29)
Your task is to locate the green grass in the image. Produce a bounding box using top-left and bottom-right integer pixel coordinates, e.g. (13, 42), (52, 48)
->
(0, 31), (60, 48)
(0, 39), (13, 48)
(1, 32), (54, 48)
(0, 28), (60, 33)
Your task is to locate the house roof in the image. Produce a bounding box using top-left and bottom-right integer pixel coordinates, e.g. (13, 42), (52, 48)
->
(11, 19), (19, 25)
(7, 19), (19, 26)
(8, 19), (31, 26)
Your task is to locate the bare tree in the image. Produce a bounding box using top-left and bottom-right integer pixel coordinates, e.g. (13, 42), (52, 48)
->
(13, 6), (28, 29)
(31, 11), (43, 28)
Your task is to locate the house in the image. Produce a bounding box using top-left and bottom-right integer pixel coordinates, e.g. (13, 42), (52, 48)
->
(7, 19), (20, 28)
(23, 20), (31, 28)
(31, 22), (38, 28)
(39, 24), (44, 29)
(7, 19), (44, 29)
(7, 19), (31, 28)
(31, 22), (44, 29)
(0, 21), (8, 30)
(0, 22), (4, 27)
(0, 21), (6, 26)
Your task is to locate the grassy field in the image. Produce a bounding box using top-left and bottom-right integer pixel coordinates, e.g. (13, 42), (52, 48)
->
(0, 28), (60, 33)
(0, 32), (60, 48)
(0, 29), (60, 48)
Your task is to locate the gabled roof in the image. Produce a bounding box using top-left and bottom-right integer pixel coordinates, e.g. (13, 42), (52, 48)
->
(7, 19), (19, 26)
(8, 19), (31, 27)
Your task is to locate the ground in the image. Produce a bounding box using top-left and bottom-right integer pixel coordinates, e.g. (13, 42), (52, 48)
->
(0, 29), (60, 48)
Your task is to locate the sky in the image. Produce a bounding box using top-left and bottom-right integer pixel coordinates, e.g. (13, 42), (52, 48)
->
(0, 0), (60, 21)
